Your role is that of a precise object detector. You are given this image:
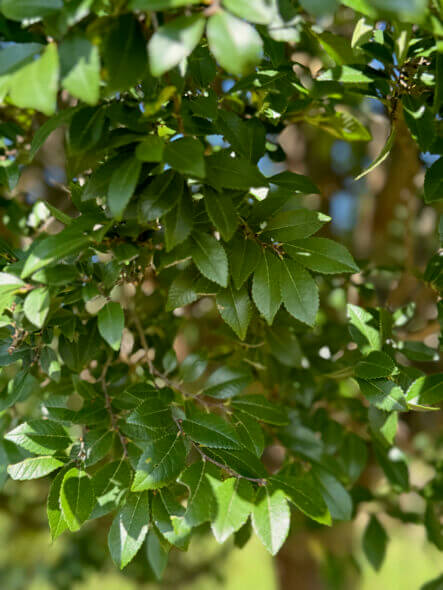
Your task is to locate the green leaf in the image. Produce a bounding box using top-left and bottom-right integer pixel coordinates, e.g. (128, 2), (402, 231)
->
(108, 491), (150, 569)
(357, 379), (407, 412)
(285, 238), (359, 274)
(347, 304), (381, 352)
(216, 284), (252, 341)
(269, 170), (320, 194)
(0, 272), (26, 315)
(373, 443), (409, 491)
(0, 370), (37, 412)
(29, 109), (74, 161)
(355, 351), (396, 379)
(355, 127), (396, 180)
(228, 237), (261, 289)
(207, 11), (263, 77)
(149, 15), (205, 77)
(234, 411), (265, 457)
(9, 44), (59, 116)
(130, 0), (201, 8)
(61, 38), (100, 105)
(267, 325), (302, 368)
(70, 429), (114, 467)
(263, 210), (329, 242)
(21, 221), (92, 278)
(164, 137), (205, 178)
(424, 158), (443, 204)
(204, 366), (252, 399)
(166, 271), (198, 311)
(205, 189), (238, 242)
(127, 398), (173, 429)
(252, 487), (290, 555)
(5, 419), (71, 455)
(205, 448), (267, 479)
(216, 110), (266, 163)
(312, 467), (353, 521)
(47, 467), (69, 540)
(0, 43), (43, 76)
(306, 111), (371, 142)
(209, 477), (254, 543)
(271, 474), (332, 525)
(406, 374), (443, 406)
(206, 151), (267, 190)
(164, 189), (194, 252)
(190, 232), (228, 287)
(103, 15), (147, 92)
(339, 432), (368, 483)
(23, 287), (50, 328)
(146, 529), (169, 580)
(108, 156), (141, 219)
(317, 65), (374, 84)
(222, 0), (276, 24)
(132, 434), (187, 490)
(91, 460), (132, 519)
(60, 467), (95, 531)
(252, 250), (282, 325)
(232, 395), (288, 426)
(8, 456), (64, 480)
(362, 515), (388, 571)
(138, 171), (183, 222)
(178, 461), (217, 526)
(135, 136), (165, 162)
(181, 411), (242, 449)
(98, 302), (124, 351)
(1, 0), (62, 20)
(279, 258), (319, 326)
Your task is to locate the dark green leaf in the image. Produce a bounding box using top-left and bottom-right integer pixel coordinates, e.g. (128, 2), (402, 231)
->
(190, 232), (228, 287)
(232, 395), (288, 425)
(252, 250), (282, 325)
(216, 284), (252, 340)
(60, 467), (95, 531)
(279, 258), (319, 326)
(362, 515), (388, 571)
(98, 302), (124, 351)
(132, 434), (187, 490)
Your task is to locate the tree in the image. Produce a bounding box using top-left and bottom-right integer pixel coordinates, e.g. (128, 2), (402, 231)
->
(0, 0), (442, 587)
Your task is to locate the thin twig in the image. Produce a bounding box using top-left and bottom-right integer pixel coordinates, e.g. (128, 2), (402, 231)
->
(99, 354), (128, 457)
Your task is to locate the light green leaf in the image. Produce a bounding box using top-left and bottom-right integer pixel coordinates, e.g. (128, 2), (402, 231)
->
(209, 477), (254, 543)
(357, 379), (407, 412)
(164, 137), (205, 178)
(252, 250), (282, 325)
(178, 461), (217, 526)
(8, 456), (64, 480)
(207, 11), (263, 77)
(149, 15), (205, 77)
(279, 258), (319, 326)
(108, 156), (141, 219)
(181, 411), (242, 450)
(23, 287), (50, 328)
(285, 237), (359, 274)
(190, 232), (228, 287)
(98, 302), (124, 351)
(108, 491), (150, 569)
(0, 272), (26, 315)
(263, 210), (329, 242)
(91, 460), (132, 519)
(60, 467), (95, 531)
(5, 419), (71, 455)
(347, 304), (381, 352)
(216, 284), (252, 340)
(355, 351), (396, 379)
(9, 44), (59, 116)
(222, 0), (276, 24)
(317, 65), (374, 84)
(252, 487), (290, 555)
(132, 434), (186, 491)
(130, 0), (201, 8)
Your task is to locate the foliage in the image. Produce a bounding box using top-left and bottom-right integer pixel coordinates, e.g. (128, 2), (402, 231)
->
(0, 0), (442, 585)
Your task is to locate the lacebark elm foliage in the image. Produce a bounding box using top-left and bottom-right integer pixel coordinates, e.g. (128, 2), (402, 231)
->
(0, 0), (442, 583)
